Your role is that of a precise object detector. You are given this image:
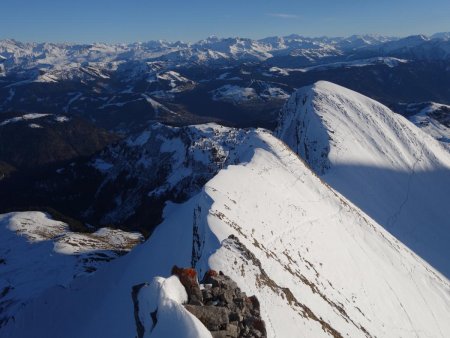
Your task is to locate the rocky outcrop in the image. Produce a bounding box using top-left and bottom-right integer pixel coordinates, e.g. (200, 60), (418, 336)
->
(172, 266), (267, 338)
(171, 266), (203, 305)
(131, 283), (148, 338)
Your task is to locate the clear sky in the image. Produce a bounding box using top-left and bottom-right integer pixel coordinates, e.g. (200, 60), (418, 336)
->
(1, 0), (449, 43)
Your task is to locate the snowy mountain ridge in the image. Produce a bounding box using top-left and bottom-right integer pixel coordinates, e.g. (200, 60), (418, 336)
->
(3, 118), (450, 338)
(0, 33), (449, 83)
(2, 81), (450, 337)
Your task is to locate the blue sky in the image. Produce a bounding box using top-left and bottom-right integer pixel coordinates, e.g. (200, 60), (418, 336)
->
(1, 0), (449, 43)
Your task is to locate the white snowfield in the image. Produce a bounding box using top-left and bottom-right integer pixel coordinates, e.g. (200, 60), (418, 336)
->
(277, 81), (450, 277)
(3, 124), (450, 338)
(0, 212), (143, 327)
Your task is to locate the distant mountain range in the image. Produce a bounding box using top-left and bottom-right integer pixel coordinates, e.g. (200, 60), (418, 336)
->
(1, 33), (449, 135)
(1, 33), (449, 69)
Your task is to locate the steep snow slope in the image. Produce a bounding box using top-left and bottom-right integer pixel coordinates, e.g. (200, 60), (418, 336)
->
(277, 81), (450, 277)
(0, 212), (143, 327)
(4, 129), (450, 338)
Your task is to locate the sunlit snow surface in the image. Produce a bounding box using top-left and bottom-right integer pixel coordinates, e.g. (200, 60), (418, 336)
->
(3, 127), (450, 338)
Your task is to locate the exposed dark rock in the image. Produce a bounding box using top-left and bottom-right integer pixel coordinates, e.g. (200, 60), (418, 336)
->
(185, 305), (230, 331)
(172, 267), (267, 338)
(171, 265), (203, 305)
(131, 283), (149, 338)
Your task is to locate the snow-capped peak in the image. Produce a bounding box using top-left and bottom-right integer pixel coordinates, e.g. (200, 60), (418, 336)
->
(277, 80), (450, 277)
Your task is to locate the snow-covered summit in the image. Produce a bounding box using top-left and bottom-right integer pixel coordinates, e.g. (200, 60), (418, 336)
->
(277, 80), (450, 277)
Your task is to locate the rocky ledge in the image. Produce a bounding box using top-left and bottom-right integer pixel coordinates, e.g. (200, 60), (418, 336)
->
(172, 266), (267, 338)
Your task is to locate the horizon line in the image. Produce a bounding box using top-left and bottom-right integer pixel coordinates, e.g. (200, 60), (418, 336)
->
(0, 31), (448, 46)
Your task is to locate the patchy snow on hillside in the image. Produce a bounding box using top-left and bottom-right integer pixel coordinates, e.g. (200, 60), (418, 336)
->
(0, 113), (70, 127)
(0, 113), (50, 126)
(211, 85), (258, 104)
(54, 115), (70, 122)
(156, 70), (196, 93)
(157, 70), (189, 84)
(142, 94), (177, 117)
